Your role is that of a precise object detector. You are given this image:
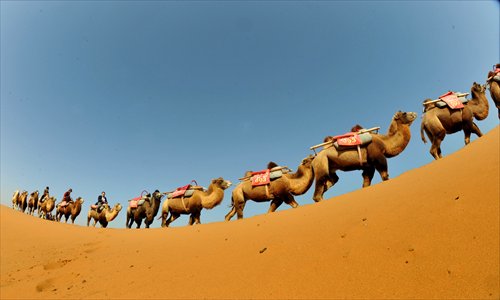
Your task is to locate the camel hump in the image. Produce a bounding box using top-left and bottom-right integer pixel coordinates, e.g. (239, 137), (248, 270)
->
(243, 171), (253, 178)
(267, 162), (278, 169)
(351, 124), (364, 132)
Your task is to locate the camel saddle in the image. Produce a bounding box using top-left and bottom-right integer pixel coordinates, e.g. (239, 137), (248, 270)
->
(333, 132), (372, 149)
(128, 191), (150, 208)
(436, 92), (467, 109)
(250, 167), (285, 187)
(59, 200), (72, 207)
(167, 180), (204, 199)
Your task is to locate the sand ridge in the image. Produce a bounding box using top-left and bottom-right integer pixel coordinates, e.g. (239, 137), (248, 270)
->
(1, 127), (499, 299)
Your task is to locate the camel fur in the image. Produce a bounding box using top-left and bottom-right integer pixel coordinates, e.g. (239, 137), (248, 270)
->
(420, 82), (487, 160)
(55, 197), (84, 223)
(38, 196), (56, 220)
(27, 190), (39, 216)
(161, 178), (232, 227)
(11, 190), (19, 210)
(487, 69), (500, 118)
(87, 203), (122, 228)
(312, 111), (417, 202)
(126, 190), (163, 229)
(225, 155), (314, 221)
(13, 191), (28, 212)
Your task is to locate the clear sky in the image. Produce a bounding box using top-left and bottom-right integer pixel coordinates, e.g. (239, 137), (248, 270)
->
(1, 1), (499, 228)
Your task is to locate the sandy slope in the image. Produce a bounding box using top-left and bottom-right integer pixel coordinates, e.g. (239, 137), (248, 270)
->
(1, 127), (499, 299)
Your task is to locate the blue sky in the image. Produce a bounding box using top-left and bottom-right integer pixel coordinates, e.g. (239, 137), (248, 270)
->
(1, 1), (498, 228)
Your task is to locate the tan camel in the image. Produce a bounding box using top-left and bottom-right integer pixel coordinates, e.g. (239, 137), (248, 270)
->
(11, 190), (19, 209)
(38, 196), (56, 220)
(87, 203), (122, 228)
(312, 111), (417, 202)
(126, 190), (163, 228)
(487, 69), (500, 118)
(225, 155), (314, 221)
(161, 178), (232, 227)
(55, 197), (84, 223)
(420, 82), (486, 160)
(27, 190), (39, 215)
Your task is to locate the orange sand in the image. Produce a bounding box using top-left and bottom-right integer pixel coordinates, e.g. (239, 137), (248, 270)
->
(1, 127), (499, 299)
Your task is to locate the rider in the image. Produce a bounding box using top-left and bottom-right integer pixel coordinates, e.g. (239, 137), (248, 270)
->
(62, 188), (73, 203)
(95, 191), (108, 212)
(39, 186), (49, 203)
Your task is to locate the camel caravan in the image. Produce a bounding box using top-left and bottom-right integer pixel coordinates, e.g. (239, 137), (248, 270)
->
(9, 65), (500, 228)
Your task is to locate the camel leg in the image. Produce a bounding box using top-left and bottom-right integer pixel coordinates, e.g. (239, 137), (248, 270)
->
(190, 212), (201, 225)
(471, 122), (483, 138)
(135, 218), (143, 229)
(313, 172), (338, 202)
(373, 156), (389, 181)
(225, 206), (237, 221)
(430, 135), (444, 160)
(166, 213), (180, 227)
(362, 166), (376, 187)
(268, 198), (283, 213)
(283, 193), (299, 208)
(235, 201), (246, 220)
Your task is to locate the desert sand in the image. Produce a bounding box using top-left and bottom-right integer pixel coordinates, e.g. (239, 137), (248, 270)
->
(1, 127), (499, 299)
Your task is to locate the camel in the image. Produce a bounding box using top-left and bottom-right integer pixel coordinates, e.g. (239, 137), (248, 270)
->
(87, 203), (122, 228)
(162, 177), (232, 227)
(38, 196), (56, 220)
(225, 157), (314, 221)
(487, 70), (500, 118)
(27, 190), (39, 215)
(11, 190), (19, 209)
(421, 82), (487, 160)
(126, 190), (163, 228)
(14, 191), (29, 212)
(55, 197), (84, 223)
(312, 111), (417, 202)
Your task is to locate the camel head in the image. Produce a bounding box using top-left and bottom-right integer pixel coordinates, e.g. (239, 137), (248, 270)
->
(114, 203), (123, 212)
(471, 82), (487, 94)
(393, 111), (417, 124)
(300, 154), (315, 167)
(212, 177), (232, 190)
(76, 197), (84, 204)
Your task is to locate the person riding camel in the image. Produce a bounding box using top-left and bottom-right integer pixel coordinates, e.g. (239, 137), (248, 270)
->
(488, 63), (500, 82)
(39, 186), (49, 203)
(95, 191), (108, 212)
(62, 188), (73, 204)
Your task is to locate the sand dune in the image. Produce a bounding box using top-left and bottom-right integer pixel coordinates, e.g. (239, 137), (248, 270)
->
(1, 127), (499, 299)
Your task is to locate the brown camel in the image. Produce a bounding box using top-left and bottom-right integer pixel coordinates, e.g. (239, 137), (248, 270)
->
(487, 69), (500, 118)
(38, 196), (56, 220)
(126, 190), (163, 228)
(312, 111), (417, 202)
(225, 155), (314, 221)
(420, 82), (486, 160)
(14, 191), (28, 212)
(161, 178), (232, 227)
(55, 197), (85, 223)
(27, 190), (39, 215)
(87, 203), (122, 228)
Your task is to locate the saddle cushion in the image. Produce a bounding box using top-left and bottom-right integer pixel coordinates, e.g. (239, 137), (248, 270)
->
(334, 133), (372, 149)
(167, 189), (196, 199)
(436, 92), (466, 109)
(251, 169), (271, 186)
(91, 204), (98, 209)
(269, 169), (283, 180)
(129, 197), (147, 208)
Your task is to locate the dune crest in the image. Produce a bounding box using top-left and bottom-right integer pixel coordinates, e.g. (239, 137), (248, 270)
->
(1, 127), (499, 299)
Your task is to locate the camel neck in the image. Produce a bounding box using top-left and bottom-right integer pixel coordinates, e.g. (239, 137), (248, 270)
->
(286, 164), (314, 195)
(380, 120), (411, 158)
(468, 89), (489, 120)
(201, 185), (224, 209)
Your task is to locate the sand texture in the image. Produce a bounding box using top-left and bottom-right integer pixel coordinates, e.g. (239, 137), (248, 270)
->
(1, 127), (499, 299)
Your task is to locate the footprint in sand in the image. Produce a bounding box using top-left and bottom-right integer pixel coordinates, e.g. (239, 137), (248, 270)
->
(35, 278), (55, 292)
(43, 259), (72, 270)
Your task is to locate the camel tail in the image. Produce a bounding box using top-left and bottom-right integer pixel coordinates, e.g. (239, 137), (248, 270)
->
(420, 122), (427, 144)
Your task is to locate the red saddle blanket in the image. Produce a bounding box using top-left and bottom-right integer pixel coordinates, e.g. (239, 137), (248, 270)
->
(251, 169), (271, 186)
(333, 132), (362, 146)
(439, 92), (464, 109)
(90, 204), (99, 209)
(170, 180), (199, 198)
